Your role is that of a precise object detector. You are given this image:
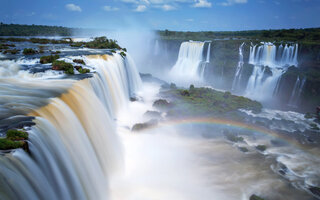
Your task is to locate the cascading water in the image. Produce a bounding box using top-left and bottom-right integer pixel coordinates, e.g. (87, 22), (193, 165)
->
(231, 42), (245, 91)
(0, 52), (142, 200)
(85, 53), (142, 117)
(245, 42), (299, 102)
(206, 42), (211, 63)
(288, 76), (306, 107)
(169, 41), (207, 83)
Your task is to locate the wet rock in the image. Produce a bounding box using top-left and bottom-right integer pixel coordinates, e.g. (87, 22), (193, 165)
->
(308, 186), (320, 198)
(223, 130), (244, 143)
(73, 59), (85, 65)
(255, 145), (267, 152)
(153, 99), (173, 111)
(131, 119), (158, 132)
(238, 146), (249, 152)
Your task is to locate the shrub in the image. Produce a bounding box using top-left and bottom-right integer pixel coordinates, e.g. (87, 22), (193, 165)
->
(23, 48), (37, 55)
(6, 129), (28, 140)
(73, 59), (85, 65)
(0, 138), (25, 150)
(120, 51), (126, 57)
(52, 60), (74, 74)
(40, 55), (59, 64)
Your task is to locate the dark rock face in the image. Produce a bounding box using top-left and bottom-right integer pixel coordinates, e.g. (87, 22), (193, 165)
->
(153, 99), (173, 111)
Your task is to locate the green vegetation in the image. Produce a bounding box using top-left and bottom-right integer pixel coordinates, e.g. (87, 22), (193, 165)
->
(238, 146), (249, 152)
(6, 129), (28, 140)
(75, 66), (90, 74)
(250, 194), (265, 200)
(73, 59), (85, 65)
(224, 130), (244, 143)
(0, 23), (74, 36)
(23, 48), (37, 55)
(120, 51), (126, 57)
(40, 55), (60, 64)
(160, 86), (262, 117)
(52, 60), (74, 74)
(0, 129), (29, 151)
(2, 49), (19, 54)
(84, 36), (121, 49)
(158, 28), (320, 44)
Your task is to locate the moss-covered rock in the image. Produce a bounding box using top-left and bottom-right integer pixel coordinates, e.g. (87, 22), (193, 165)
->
(120, 51), (126, 57)
(85, 36), (121, 49)
(160, 86), (262, 116)
(224, 130), (244, 143)
(0, 129), (29, 151)
(2, 49), (19, 54)
(52, 60), (74, 74)
(73, 59), (85, 65)
(250, 194), (265, 200)
(23, 48), (37, 55)
(238, 146), (249, 152)
(75, 66), (90, 74)
(40, 55), (59, 64)
(6, 129), (28, 140)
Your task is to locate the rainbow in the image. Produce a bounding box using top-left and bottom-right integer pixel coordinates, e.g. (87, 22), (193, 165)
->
(139, 116), (309, 150)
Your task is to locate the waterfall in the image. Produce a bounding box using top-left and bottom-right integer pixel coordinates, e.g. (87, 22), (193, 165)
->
(231, 42), (245, 91)
(288, 76), (306, 107)
(245, 42), (299, 102)
(249, 42), (298, 67)
(206, 42), (211, 63)
(85, 53), (142, 117)
(169, 41), (206, 82)
(0, 52), (142, 200)
(154, 40), (159, 55)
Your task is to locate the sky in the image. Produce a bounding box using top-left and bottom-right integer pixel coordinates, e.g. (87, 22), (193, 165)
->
(0, 0), (319, 31)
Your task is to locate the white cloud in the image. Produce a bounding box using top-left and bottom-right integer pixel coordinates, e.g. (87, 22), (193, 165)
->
(192, 0), (212, 8)
(65, 4), (82, 12)
(103, 6), (119, 11)
(134, 4), (147, 12)
(162, 4), (176, 10)
(186, 18), (194, 22)
(220, 0), (247, 6)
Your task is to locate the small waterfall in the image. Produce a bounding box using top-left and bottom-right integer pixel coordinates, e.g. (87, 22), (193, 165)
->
(231, 42), (245, 91)
(0, 53), (142, 199)
(154, 40), (159, 55)
(169, 41), (206, 82)
(288, 76), (306, 107)
(245, 42), (299, 102)
(249, 42), (298, 67)
(206, 42), (211, 63)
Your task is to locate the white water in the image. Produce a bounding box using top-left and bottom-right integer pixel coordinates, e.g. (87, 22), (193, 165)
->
(245, 42), (299, 102)
(249, 42), (298, 67)
(232, 42), (245, 91)
(206, 42), (211, 63)
(0, 52), (142, 200)
(288, 76), (306, 107)
(169, 41), (206, 84)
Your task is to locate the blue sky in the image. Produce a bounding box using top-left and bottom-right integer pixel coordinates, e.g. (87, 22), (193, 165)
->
(1, 0), (319, 31)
